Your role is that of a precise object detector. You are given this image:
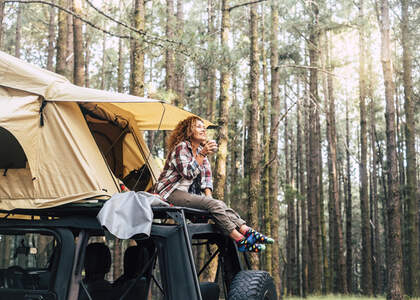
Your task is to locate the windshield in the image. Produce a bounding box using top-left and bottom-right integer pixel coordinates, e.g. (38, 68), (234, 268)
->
(0, 231), (57, 290)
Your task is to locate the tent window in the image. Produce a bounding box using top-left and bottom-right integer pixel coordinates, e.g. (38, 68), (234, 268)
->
(0, 127), (27, 169)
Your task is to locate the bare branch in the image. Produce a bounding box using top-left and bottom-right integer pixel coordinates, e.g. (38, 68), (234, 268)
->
(4, 0), (200, 59)
(228, 0), (267, 12)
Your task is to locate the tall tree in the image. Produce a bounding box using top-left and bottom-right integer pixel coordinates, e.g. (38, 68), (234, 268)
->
(206, 0), (216, 121)
(175, 0), (185, 107)
(56, 0), (67, 76)
(260, 3), (271, 274)
(73, 0), (84, 86)
(345, 97), (353, 293)
(269, 0), (281, 294)
(131, 0), (145, 96)
(358, 0), (373, 294)
(367, 46), (383, 295)
(298, 80), (308, 297)
(165, 0), (175, 99)
(307, 0), (322, 293)
(401, 0), (420, 296)
(0, 0), (4, 49)
(213, 0), (230, 200)
(66, 0), (73, 78)
(377, 0), (404, 298)
(247, 2), (260, 268)
(324, 32), (347, 294)
(15, 3), (22, 58)
(46, 6), (56, 71)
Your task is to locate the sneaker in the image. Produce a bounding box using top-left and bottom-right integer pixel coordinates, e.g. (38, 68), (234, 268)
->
(245, 228), (274, 245)
(236, 238), (266, 253)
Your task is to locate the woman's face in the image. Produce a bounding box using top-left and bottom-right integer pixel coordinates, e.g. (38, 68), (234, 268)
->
(191, 119), (207, 144)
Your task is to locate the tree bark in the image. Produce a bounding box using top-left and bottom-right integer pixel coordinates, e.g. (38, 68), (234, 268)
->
(358, 0), (373, 294)
(55, 0), (67, 76)
(72, 0), (84, 86)
(298, 82), (308, 297)
(401, 0), (420, 296)
(269, 0), (281, 294)
(247, 2), (260, 268)
(260, 5), (271, 274)
(0, 0), (4, 49)
(307, 0), (322, 292)
(324, 31), (347, 294)
(84, 34), (90, 87)
(66, 0), (73, 79)
(213, 0), (230, 200)
(46, 5), (55, 71)
(378, 0), (404, 299)
(165, 0), (175, 99)
(367, 46), (383, 295)
(131, 0), (145, 96)
(345, 98), (353, 293)
(206, 0), (216, 121)
(175, 0), (185, 107)
(15, 3), (22, 58)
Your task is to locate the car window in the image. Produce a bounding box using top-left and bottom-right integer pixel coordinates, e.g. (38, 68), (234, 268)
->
(0, 231), (57, 290)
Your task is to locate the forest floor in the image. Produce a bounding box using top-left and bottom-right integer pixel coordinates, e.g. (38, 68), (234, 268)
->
(285, 296), (420, 300)
(284, 296), (385, 300)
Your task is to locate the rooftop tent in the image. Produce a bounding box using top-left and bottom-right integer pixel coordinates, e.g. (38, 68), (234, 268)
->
(0, 51), (213, 211)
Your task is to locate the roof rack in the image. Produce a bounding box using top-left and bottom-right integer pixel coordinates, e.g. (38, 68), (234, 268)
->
(0, 204), (212, 223)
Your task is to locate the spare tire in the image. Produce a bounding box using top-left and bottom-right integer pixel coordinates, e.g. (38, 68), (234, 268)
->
(228, 270), (277, 300)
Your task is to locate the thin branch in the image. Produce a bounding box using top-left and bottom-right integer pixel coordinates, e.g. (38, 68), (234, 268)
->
(4, 0), (199, 59)
(228, 0), (267, 11)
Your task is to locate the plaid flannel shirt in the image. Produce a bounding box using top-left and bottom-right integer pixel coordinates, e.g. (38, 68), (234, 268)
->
(155, 141), (213, 199)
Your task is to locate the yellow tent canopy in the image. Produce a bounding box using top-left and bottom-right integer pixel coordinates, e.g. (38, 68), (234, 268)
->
(0, 50), (214, 130)
(0, 51), (213, 211)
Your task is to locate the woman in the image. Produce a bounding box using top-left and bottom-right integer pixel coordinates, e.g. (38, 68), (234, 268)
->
(155, 116), (273, 252)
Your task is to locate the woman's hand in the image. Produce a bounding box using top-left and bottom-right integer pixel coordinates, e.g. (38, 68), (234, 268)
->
(200, 140), (218, 156)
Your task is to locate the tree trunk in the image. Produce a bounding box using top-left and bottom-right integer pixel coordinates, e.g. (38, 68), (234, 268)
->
(0, 0), (4, 49)
(117, 37), (124, 93)
(378, 0), (404, 298)
(100, 32), (106, 90)
(367, 47), (383, 295)
(206, 0), (216, 121)
(165, 0), (175, 99)
(73, 0), (84, 86)
(260, 5), (271, 274)
(213, 0), (230, 200)
(131, 0), (145, 96)
(269, 0), (281, 294)
(15, 3), (22, 58)
(324, 32), (347, 294)
(46, 5), (55, 71)
(345, 98), (353, 293)
(298, 82), (308, 297)
(358, 0), (373, 294)
(401, 0), (420, 296)
(247, 2), (260, 268)
(175, 0), (185, 107)
(56, 0), (67, 76)
(66, 0), (73, 79)
(307, 0), (322, 292)
(84, 35), (90, 87)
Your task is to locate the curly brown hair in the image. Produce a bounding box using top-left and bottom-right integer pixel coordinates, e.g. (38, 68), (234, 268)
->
(166, 116), (204, 158)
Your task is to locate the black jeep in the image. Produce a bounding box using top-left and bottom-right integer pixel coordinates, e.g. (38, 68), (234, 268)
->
(0, 204), (277, 300)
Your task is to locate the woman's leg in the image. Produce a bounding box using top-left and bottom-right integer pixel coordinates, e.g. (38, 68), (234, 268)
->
(167, 189), (237, 235)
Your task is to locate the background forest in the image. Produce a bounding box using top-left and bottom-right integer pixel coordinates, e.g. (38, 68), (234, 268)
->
(0, 0), (419, 299)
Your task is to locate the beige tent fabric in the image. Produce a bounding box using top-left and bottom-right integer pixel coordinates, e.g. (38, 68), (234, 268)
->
(0, 51), (214, 129)
(0, 90), (118, 210)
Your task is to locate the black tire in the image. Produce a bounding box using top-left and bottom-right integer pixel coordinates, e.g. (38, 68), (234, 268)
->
(228, 270), (277, 300)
